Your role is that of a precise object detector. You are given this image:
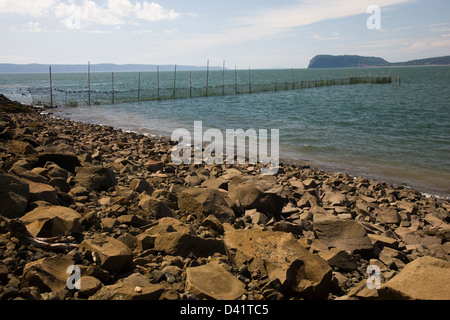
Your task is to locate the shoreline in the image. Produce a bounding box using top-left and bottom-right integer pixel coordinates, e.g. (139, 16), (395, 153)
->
(53, 107), (450, 201)
(1, 102), (449, 301)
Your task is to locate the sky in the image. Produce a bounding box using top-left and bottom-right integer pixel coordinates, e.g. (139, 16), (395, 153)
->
(0, 0), (449, 69)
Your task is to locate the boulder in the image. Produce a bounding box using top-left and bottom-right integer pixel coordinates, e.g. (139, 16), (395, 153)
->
(378, 256), (450, 300)
(8, 140), (37, 155)
(186, 262), (246, 300)
(79, 234), (133, 274)
(154, 232), (226, 258)
(20, 205), (82, 237)
(89, 273), (165, 300)
(223, 224), (332, 299)
(138, 195), (175, 219)
(74, 166), (117, 191)
(145, 159), (164, 172)
(0, 173), (29, 218)
(178, 188), (235, 223)
(24, 179), (59, 205)
(227, 175), (285, 218)
(22, 255), (74, 293)
(313, 214), (374, 257)
(130, 178), (153, 194)
(36, 152), (81, 173)
(375, 207), (401, 225)
(318, 248), (357, 271)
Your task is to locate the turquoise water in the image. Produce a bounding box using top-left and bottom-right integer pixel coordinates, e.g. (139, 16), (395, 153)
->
(1, 66), (449, 197)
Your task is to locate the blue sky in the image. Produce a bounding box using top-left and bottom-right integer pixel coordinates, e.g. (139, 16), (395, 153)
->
(0, 0), (449, 68)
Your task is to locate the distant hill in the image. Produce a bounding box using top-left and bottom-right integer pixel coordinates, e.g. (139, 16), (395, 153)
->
(308, 55), (450, 69)
(0, 63), (223, 73)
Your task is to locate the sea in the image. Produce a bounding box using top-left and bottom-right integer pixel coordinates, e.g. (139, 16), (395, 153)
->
(1, 66), (449, 198)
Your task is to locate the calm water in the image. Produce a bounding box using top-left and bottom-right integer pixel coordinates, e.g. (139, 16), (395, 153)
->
(1, 66), (449, 198)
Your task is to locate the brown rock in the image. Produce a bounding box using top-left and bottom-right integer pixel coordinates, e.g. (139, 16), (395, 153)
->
(178, 187), (235, 223)
(318, 248), (357, 271)
(79, 234), (133, 274)
(20, 205), (82, 237)
(74, 166), (117, 191)
(378, 256), (450, 300)
(186, 262), (246, 300)
(0, 173), (29, 218)
(375, 207), (401, 225)
(138, 195), (175, 218)
(223, 224), (332, 299)
(8, 140), (37, 155)
(36, 152), (81, 173)
(228, 175), (285, 218)
(78, 276), (103, 297)
(154, 232), (226, 258)
(145, 159), (164, 172)
(24, 179), (59, 205)
(313, 214), (374, 257)
(22, 255), (74, 293)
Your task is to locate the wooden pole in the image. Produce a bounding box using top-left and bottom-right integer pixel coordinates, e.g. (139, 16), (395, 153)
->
(157, 66), (160, 100)
(189, 72), (192, 99)
(206, 59), (209, 97)
(235, 66), (237, 95)
(248, 67), (251, 94)
(173, 64), (177, 99)
(88, 61), (91, 106)
(112, 72), (114, 104)
(222, 60), (225, 95)
(49, 66), (53, 107)
(138, 72), (141, 102)
(291, 68), (294, 90)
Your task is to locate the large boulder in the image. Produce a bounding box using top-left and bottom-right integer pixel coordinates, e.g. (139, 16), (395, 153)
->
(138, 195), (175, 219)
(79, 234), (133, 274)
(24, 179), (59, 205)
(74, 166), (117, 191)
(36, 152), (81, 173)
(21, 255), (75, 293)
(378, 256), (450, 300)
(0, 173), (29, 219)
(186, 262), (246, 300)
(313, 214), (374, 257)
(20, 205), (82, 237)
(227, 175), (285, 218)
(154, 232), (226, 258)
(223, 224), (332, 299)
(178, 188), (235, 223)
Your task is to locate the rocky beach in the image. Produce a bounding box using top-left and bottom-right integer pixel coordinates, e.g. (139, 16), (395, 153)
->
(0, 95), (449, 301)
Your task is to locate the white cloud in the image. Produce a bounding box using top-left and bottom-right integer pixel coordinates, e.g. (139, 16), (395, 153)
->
(0, 0), (182, 29)
(24, 21), (45, 32)
(313, 32), (343, 41)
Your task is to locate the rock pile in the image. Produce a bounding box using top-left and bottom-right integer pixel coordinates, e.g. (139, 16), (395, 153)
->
(0, 109), (449, 301)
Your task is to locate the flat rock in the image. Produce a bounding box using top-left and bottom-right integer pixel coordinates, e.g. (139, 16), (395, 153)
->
(79, 234), (133, 274)
(154, 231), (226, 258)
(22, 255), (74, 293)
(0, 173), (29, 218)
(223, 224), (332, 299)
(24, 179), (59, 205)
(178, 187), (235, 223)
(186, 262), (246, 300)
(318, 248), (357, 271)
(74, 166), (117, 191)
(20, 205), (82, 237)
(145, 159), (164, 172)
(378, 256), (450, 300)
(313, 214), (374, 257)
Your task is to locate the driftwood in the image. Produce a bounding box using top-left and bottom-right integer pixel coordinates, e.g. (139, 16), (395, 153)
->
(0, 216), (77, 251)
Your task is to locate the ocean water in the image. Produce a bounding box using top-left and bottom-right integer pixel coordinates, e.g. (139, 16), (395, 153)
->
(1, 66), (449, 198)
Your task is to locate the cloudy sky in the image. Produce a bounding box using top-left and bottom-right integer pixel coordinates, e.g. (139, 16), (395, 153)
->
(0, 0), (449, 68)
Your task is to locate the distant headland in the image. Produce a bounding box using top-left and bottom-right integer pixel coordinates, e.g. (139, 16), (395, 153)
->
(0, 63), (223, 73)
(308, 54), (450, 69)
